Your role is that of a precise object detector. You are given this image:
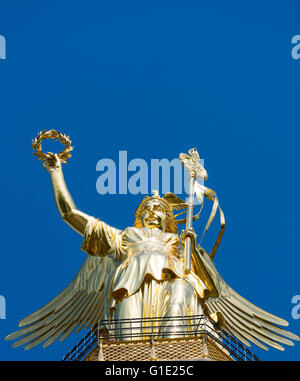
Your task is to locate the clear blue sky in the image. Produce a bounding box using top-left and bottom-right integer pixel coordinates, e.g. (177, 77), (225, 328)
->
(0, 0), (300, 361)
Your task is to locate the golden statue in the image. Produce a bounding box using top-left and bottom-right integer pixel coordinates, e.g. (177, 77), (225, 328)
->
(5, 130), (299, 352)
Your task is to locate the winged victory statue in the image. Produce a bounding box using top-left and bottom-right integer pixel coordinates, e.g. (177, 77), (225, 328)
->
(5, 130), (300, 353)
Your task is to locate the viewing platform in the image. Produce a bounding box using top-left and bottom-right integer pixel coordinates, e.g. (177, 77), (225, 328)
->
(62, 315), (260, 361)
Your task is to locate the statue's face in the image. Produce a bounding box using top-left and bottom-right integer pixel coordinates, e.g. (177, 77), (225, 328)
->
(141, 200), (168, 231)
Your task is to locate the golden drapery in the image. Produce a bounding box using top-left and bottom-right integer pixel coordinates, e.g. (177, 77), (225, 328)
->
(81, 217), (208, 335)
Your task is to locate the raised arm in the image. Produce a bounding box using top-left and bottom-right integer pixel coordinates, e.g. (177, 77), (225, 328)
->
(47, 154), (90, 236)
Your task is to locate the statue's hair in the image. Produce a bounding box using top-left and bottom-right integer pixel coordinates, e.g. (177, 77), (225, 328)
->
(134, 194), (178, 234)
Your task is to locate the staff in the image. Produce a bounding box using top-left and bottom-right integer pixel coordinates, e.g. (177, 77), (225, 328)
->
(179, 148), (208, 273)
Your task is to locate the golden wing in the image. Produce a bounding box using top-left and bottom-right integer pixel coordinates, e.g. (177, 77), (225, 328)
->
(163, 192), (188, 210)
(5, 255), (119, 350)
(193, 248), (300, 351)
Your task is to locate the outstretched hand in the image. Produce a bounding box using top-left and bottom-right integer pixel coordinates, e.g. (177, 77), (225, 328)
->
(45, 153), (62, 173)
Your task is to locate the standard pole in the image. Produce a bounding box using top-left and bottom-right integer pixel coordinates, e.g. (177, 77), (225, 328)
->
(184, 170), (196, 273)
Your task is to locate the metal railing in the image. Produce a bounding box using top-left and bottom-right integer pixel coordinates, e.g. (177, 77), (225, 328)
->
(62, 315), (259, 361)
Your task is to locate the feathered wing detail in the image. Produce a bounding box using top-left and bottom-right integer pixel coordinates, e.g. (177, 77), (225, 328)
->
(5, 255), (119, 350)
(194, 248), (300, 351)
(163, 192), (188, 210)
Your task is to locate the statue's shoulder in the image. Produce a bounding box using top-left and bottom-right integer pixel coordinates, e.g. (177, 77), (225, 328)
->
(121, 226), (146, 242)
(122, 226), (141, 234)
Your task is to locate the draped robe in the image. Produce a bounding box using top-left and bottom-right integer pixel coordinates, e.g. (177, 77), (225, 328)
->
(81, 217), (210, 339)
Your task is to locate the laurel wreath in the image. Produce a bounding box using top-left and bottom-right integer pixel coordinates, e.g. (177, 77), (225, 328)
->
(31, 129), (73, 168)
